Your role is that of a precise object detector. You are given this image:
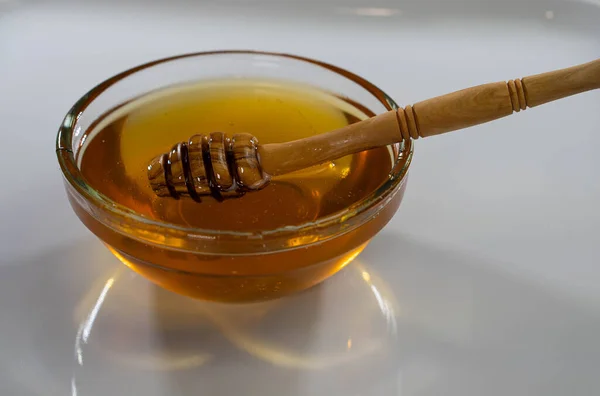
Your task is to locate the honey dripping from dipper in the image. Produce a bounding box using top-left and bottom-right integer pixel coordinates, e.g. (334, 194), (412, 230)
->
(78, 79), (397, 231)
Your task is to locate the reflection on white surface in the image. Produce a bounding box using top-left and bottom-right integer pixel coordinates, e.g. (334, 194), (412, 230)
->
(75, 271), (120, 366)
(73, 268), (215, 373)
(81, 277), (114, 344)
(0, 234), (598, 395)
(361, 268), (398, 336)
(197, 262), (399, 371)
(66, 239), (404, 394)
(71, 259), (400, 392)
(104, 349), (213, 372)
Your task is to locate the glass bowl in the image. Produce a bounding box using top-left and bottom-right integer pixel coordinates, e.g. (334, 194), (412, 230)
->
(56, 51), (413, 303)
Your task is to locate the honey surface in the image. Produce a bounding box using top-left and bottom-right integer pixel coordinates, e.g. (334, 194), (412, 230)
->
(79, 79), (393, 231)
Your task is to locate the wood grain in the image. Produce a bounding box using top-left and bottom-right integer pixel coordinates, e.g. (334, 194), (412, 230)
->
(405, 58), (600, 138)
(258, 110), (400, 176)
(407, 81), (514, 138)
(522, 58), (600, 107)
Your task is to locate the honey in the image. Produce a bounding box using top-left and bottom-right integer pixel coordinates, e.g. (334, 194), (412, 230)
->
(79, 80), (392, 230)
(73, 78), (408, 302)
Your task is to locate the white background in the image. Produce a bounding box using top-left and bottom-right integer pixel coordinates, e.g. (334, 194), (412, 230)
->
(0, 1), (599, 395)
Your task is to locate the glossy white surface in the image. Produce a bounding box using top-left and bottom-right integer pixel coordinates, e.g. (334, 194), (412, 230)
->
(1, 0), (599, 395)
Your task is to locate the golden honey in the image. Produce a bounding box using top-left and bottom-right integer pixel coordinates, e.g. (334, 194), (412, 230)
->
(73, 78), (407, 302)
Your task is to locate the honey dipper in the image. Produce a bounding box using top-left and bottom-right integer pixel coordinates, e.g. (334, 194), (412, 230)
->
(148, 58), (600, 201)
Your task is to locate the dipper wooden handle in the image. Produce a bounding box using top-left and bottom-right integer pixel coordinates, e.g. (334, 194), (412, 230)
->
(259, 58), (600, 175)
(149, 58), (600, 200)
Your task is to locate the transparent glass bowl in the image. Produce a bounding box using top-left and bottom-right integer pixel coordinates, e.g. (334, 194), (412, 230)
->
(56, 51), (413, 302)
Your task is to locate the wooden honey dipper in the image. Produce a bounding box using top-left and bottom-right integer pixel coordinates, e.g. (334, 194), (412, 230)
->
(148, 58), (600, 201)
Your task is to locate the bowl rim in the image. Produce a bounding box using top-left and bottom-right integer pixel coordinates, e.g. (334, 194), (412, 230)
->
(56, 50), (413, 249)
